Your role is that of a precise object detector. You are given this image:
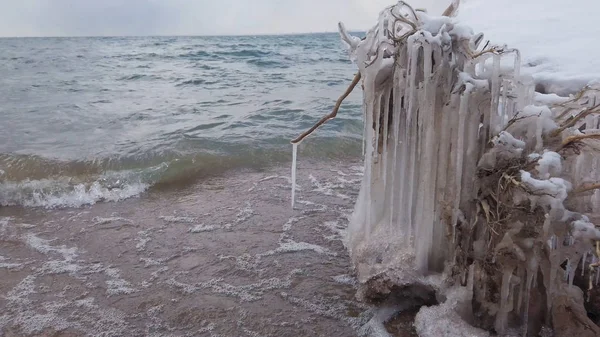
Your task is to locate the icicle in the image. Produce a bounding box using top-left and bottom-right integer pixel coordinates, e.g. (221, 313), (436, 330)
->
(583, 251), (588, 276)
(364, 88), (375, 238)
(567, 256), (580, 286)
(495, 266), (515, 334)
(374, 92), (383, 170)
(468, 264), (475, 296)
(512, 49), (521, 79)
(450, 82), (473, 233)
(362, 102), (367, 156)
(291, 143), (298, 209)
(489, 54), (501, 133)
(389, 66), (406, 233)
(522, 255), (538, 337)
(517, 268), (525, 313)
(381, 88), (391, 192)
(596, 264), (600, 286)
(415, 39), (444, 271)
(402, 39), (420, 246)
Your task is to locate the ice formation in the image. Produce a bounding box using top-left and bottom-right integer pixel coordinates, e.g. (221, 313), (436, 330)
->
(293, 1), (600, 335)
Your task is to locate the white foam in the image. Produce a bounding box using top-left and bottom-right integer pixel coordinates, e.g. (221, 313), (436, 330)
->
(262, 240), (337, 257)
(0, 217), (11, 233)
(24, 233), (78, 261)
(92, 216), (132, 226)
(280, 292), (366, 329)
(218, 253), (261, 273)
(135, 230), (152, 251)
(199, 269), (302, 302)
(0, 178), (148, 208)
(308, 174), (334, 196)
(224, 202), (254, 228)
(190, 224), (217, 233)
(165, 278), (199, 294)
(0, 262), (23, 270)
(159, 215), (196, 223)
(37, 260), (81, 275)
(332, 274), (358, 286)
(0, 256), (23, 270)
(166, 269), (302, 302)
(140, 257), (164, 267)
(16, 223), (36, 229)
(105, 267), (137, 296)
(282, 217), (303, 231)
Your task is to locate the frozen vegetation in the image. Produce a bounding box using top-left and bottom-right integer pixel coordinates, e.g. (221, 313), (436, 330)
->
(293, 0), (600, 335)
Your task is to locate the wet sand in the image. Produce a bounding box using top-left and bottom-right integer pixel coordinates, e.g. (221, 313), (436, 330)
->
(0, 160), (385, 337)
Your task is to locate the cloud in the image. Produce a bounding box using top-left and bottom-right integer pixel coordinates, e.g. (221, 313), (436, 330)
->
(0, 0), (451, 37)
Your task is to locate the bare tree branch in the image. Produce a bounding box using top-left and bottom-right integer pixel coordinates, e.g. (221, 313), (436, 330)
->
(291, 72), (362, 144)
(551, 103), (600, 137)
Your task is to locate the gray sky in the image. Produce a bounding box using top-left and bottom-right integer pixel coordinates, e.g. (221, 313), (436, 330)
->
(0, 0), (448, 37)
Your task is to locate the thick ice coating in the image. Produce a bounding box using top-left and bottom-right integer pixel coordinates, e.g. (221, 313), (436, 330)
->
(326, 1), (600, 335)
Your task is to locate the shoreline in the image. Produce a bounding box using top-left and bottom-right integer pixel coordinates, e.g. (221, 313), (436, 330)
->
(0, 159), (412, 337)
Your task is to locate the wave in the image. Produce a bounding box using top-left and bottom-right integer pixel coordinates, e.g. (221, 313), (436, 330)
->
(215, 50), (275, 58)
(0, 138), (362, 209)
(178, 51), (218, 60)
(0, 178), (149, 208)
(246, 59), (289, 68)
(117, 74), (162, 81)
(175, 79), (220, 87)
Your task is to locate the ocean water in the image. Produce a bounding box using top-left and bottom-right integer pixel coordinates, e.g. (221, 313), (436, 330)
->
(0, 34), (364, 208)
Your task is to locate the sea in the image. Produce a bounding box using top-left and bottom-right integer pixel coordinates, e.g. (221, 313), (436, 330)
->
(0, 35), (416, 337)
(0, 34), (364, 208)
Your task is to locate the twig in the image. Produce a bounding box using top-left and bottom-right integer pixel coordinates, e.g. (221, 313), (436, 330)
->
(554, 86), (600, 108)
(555, 106), (578, 121)
(291, 72), (362, 144)
(442, 0), (460, 17)
(502, 112), (539, 132)
(555, 89), (600, 121)
(551, 103), (600, 137)
(573, 182), (600, 194)
(558, 133), (600, 152)
(389, 8), (417, 32)
(471, 46), (503, 59)
(398, 1), (419, 23)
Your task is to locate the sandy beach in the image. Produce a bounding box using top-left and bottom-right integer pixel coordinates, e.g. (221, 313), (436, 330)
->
(0, 160), (403, 337)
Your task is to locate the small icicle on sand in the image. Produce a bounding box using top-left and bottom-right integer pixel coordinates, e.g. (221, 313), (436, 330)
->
(291, 142), (298, 208)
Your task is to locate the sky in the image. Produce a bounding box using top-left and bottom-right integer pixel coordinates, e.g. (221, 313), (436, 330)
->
(0, 0), (448, 37)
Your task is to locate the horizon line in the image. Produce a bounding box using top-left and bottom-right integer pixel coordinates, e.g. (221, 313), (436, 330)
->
(0, 30), (367, 39)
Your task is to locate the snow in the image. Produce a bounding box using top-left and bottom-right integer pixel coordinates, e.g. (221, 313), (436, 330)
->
(535, 151), (562, 179)
(457, 0), (600, 95)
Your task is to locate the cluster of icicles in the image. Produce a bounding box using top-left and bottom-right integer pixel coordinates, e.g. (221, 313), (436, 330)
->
(290, 1), (600, 335)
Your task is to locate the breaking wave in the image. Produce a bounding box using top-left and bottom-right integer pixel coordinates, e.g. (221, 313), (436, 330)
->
(0, 137), (361, 208)
(1, 178), (149, 208)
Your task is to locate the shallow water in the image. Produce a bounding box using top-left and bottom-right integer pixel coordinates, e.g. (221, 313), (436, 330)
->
(0, 34), (364, 208)
(0, 160), (380, 336)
